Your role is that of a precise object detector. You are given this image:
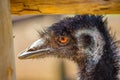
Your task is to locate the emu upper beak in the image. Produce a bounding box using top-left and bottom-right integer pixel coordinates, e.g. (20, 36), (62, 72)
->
(18, 38), (54, 59)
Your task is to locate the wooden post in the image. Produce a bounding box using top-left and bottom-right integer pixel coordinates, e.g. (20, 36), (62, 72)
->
(0, 0), (16, 80)
(10, 0), (120, 15)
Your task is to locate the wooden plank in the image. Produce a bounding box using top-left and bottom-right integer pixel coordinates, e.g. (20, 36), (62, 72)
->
(0, 0), (16, 80)
(10, 0), (120, 15)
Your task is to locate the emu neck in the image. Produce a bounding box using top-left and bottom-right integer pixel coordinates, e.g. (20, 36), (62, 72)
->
(77, 45), (119, 80)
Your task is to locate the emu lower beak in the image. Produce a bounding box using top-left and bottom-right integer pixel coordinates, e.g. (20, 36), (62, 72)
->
(18, 38), (54, 59)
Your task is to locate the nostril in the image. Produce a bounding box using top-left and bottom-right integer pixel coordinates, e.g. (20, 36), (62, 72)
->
(28, 48), (36, 51)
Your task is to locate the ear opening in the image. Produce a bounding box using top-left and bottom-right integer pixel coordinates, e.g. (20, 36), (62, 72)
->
(78, 33), (94, 48)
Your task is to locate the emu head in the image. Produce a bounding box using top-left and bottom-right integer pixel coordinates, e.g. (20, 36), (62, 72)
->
(18, 15), (106, 72)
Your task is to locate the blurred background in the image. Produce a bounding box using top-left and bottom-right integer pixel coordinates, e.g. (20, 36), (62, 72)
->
(12, 15), (120, 80)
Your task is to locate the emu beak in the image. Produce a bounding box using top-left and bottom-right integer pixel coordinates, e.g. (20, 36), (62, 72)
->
(18, 38), (54, 59)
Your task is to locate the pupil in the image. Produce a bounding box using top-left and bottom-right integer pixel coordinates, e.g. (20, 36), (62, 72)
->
(61, 37), (65, 41)
(56, 36), (69, 45)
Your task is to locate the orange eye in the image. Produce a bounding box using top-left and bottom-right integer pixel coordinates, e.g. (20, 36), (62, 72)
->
(57, 36), (69, 45)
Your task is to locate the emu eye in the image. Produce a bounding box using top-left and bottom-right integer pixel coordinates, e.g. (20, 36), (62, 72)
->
(56, 36), (69, 45)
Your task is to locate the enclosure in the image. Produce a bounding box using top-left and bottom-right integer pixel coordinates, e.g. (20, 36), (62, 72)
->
(0, 0), (120, 80)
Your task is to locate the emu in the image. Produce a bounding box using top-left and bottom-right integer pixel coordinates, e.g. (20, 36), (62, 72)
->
(18, 15), (120, 80)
